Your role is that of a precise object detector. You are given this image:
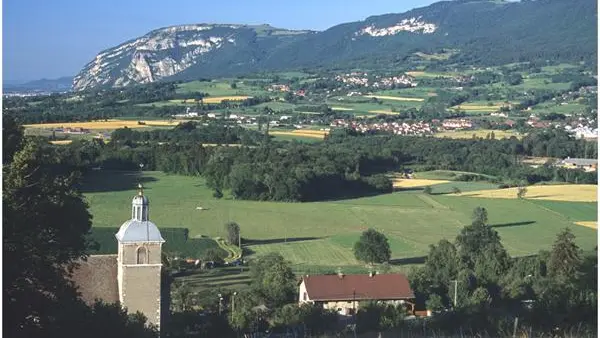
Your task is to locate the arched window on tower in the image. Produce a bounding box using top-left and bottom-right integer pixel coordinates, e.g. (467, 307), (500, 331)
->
(137, 246), (148, 264)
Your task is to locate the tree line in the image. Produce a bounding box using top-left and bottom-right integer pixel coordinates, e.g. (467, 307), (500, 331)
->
(43, 120), (596, 202)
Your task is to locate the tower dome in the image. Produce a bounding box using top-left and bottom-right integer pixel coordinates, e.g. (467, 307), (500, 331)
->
(115, 184), (165, 243)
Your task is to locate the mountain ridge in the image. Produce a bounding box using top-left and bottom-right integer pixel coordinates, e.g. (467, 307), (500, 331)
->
(73, 0), (597, 91)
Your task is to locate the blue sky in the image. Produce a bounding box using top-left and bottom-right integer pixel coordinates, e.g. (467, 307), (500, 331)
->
(3, 0), (437, 82)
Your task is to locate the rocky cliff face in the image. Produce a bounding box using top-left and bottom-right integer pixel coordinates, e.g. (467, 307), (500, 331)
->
(73, 24), (309, 91)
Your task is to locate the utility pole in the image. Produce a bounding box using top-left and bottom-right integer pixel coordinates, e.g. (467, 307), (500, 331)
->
(218, 294), (223, 315)
(231, 292), (237, 321)
(451, 280), (458, 308)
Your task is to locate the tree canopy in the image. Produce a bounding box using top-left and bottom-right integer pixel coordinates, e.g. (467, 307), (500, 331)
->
(353, 228), (391, 264)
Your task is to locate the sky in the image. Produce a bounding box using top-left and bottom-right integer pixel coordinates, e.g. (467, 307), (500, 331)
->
(3, 0), (437, 82)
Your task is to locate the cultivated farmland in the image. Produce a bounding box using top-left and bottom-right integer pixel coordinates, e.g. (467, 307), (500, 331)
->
(83, 171), (597, 274)
(364, 95), (424, 102)
(24, 119), (187, 130)
(457, 184), (598, 202)
(268, 129), (328, 139)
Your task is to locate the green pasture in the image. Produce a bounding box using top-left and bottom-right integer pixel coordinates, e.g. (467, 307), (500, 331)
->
(87, 227), (226, 258)
(530, 101), (588, 115)
(83, 171), (597, 274)
(175, 80), (268, 96)
(270, 134), (323, 143)
(514, 77), (571, 91)
(375, 87), (438, 98)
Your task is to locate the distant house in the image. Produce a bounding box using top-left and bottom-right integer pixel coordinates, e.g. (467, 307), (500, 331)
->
(557, 158), (598, 172)
(298, 273), (416, 316)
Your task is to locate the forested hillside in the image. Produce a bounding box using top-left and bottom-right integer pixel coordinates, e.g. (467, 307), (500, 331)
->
(73, 0), (597, 90)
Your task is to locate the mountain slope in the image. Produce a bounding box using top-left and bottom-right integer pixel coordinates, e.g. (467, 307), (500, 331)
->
(73, 0), (597, 91)
(4, 76), (73, 93)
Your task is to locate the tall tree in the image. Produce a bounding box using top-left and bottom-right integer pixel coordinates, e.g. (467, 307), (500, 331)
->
(250, 253), (296, 307)
(471, 207), (489, 226)
(548, 228), (582, 281)
(225, 222), (241, 247)
(3, 114), (24, 164)
(353, 228), (391, 264)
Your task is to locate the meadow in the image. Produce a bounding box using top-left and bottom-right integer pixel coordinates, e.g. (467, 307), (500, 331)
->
(83, 171), (597, 274)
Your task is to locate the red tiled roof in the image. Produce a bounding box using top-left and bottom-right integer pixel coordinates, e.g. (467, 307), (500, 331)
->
(302, 273), (414, 301)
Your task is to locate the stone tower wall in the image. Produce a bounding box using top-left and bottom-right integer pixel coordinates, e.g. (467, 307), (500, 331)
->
(120, 264), (163, 327)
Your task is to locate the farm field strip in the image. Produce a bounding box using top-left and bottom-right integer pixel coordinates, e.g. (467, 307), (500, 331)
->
(170, 95), (252, 104)
(457, 185), (597, 202)
(367, 110), (401, 115)
(24, 119), (188, 130)
(575, 221), (597, 229)
(435, 130), (522, 139)
(391, 178), (450, 188)
(364, 95), (424, 102)
(269, 130), (327, 139)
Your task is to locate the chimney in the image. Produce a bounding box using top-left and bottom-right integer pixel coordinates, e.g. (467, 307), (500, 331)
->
(369, 271), (375, 278)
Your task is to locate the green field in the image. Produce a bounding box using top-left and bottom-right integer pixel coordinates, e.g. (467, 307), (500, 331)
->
(87, 227), (226, 258)
(175, 80), (269, 97)
(83, 171), (597, 273)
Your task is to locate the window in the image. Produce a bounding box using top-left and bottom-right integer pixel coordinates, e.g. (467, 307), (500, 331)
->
(136, 247), (147, 264)
(303, 292), (308, 301)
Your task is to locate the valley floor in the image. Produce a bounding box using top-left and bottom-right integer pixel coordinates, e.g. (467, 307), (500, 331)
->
(84, 171), (598, 275)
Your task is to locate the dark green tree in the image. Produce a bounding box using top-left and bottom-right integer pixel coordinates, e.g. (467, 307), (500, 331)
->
(353, 228), (391, 264)
(225, 221), (241, 247)
(548, 228), (582, 281)
(471, 207), (489, 225)
(250, 253), (296, 306)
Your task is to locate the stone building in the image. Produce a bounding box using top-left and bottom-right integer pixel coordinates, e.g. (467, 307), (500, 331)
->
(70, 185), (165, 330)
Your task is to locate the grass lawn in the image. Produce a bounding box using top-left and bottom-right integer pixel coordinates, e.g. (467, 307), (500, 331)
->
(83, 171), (597, 274)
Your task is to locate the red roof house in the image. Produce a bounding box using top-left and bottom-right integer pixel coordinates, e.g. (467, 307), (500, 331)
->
(298, 273), (415, 316)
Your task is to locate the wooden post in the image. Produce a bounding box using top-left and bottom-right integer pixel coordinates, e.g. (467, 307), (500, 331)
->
(512, 317), (519, 338)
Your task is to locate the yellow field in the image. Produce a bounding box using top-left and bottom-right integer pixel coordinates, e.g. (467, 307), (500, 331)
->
(452, 104), (503, 111)
(368, 110), (400, 115)
(269, 130), (328, 139)
(364, 95), (424, 102)
(170, 96), (251, 104)
(25, 120), (147, 129)
(331, 107), (354, 111)
(575, 221), (597, 230)
(457, 184), (597, 202)
(406, 71), (426, 77)
(49, 140), (73, 145)
(391, 178), (450, 188)
(24, 119), (190, 130)
(435, 130), (522, 140)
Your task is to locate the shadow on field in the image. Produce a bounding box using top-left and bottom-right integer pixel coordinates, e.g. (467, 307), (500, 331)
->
(80, 170), (158, 193)
(243, 237), (323, 245)
(390, 256), (427, 265)
(490, 221), (536, 228)
(392, 187), (425, 193)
